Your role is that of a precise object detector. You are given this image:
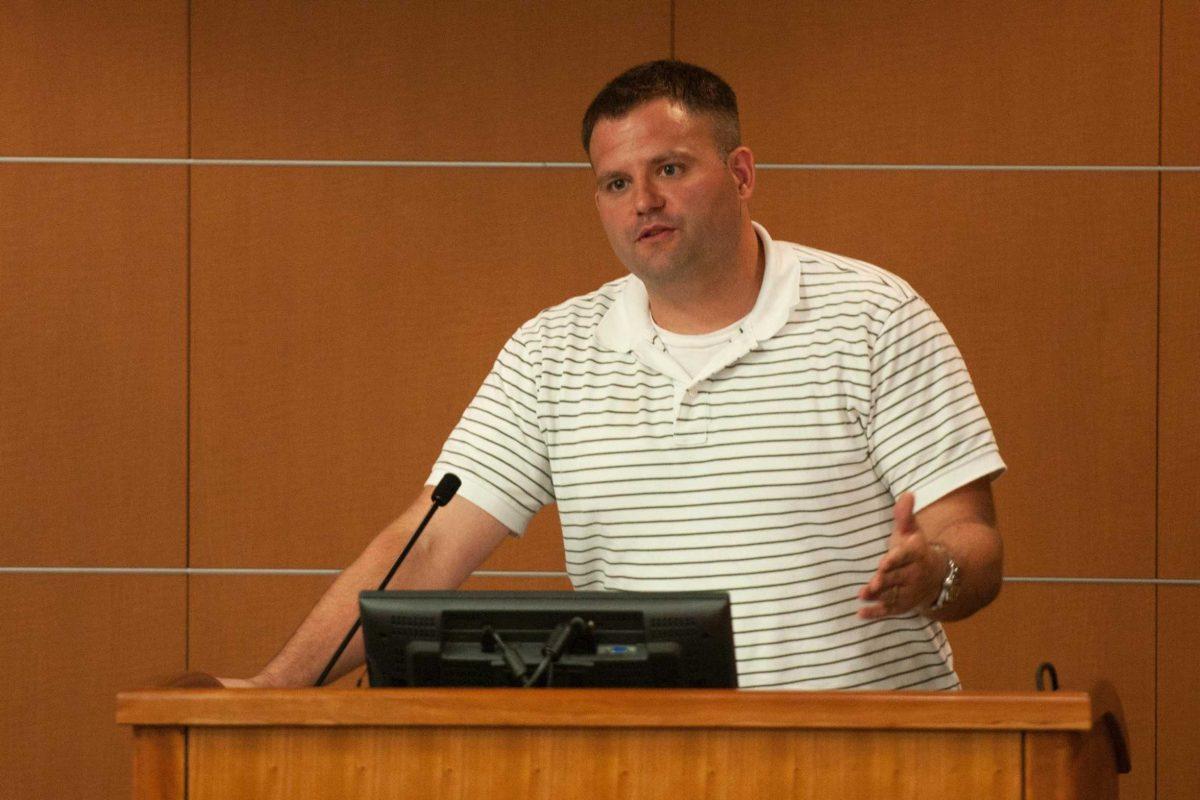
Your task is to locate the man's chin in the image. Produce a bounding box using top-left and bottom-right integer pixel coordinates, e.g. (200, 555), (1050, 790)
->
(625, 259), (691, 288)
(623, 245), (687, 278)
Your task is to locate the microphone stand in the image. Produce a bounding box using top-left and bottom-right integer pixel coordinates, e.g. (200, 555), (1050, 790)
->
(313, 474), (461, 687)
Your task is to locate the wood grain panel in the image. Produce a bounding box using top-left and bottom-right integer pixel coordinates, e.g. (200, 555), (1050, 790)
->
(132, 728), (185, 800)
(1163, 0), (1200, 163)
(1025, 728), (1120, 800)
(189, 167), (615, 570)
(0, 1), (187, 156)
(676, 1), (1159, 165)
(1157, 585), (1200, 800)
(0, 574), (185, 800)
(187, 573), (571, 684)
(190, 1), (669, 161)
(186, 726), (1022, 800)
(752, 170), (1158, 578)
(120, 687), (1096, 730)
(944, 581), (1154, 800)
(0, 165), (187, 567)
(1159, 175), (1200, 578)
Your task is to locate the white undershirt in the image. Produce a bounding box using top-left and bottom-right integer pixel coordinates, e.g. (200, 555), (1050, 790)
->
(652, 316), (747, 377)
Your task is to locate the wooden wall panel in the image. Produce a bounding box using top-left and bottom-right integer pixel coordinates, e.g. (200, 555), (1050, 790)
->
(944, 582), (1155, 800)
(0, 574), (185, 800)
(0, 1), (187, 156)
(188, 573), (572, 683)
(1160, 176), (1200, 578)
(1162, 0), (1200, 162)
(751, 170), (1158, 578)
(675, 1), (1159, 165)
(189, 167), (616, 569)
(0, 166), (187, 567)
(190, 0), (670, 161)
(1157, 586), (1200, 799)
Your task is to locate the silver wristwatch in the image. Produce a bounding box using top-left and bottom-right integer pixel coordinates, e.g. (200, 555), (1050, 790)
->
(928, 543), (961, 611)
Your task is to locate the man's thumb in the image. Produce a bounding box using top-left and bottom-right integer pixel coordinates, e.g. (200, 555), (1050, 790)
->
(892, 492), (917, 535)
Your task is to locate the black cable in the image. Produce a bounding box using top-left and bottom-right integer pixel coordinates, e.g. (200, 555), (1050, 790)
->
(483, 625), (528, 683)
(523, 617), (586, 688)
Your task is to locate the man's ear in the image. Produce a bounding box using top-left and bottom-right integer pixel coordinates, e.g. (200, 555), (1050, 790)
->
(727, 145), (756, 200)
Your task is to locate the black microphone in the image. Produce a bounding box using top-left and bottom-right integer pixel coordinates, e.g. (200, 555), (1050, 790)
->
(314, 473), (462, 687)
(431, 473), (461, 507)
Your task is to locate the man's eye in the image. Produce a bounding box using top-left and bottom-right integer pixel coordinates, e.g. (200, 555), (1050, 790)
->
(662, 164), (680, 176)
(608, 179), (627, 192)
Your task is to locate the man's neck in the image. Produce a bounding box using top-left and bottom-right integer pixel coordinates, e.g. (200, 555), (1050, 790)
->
(646, 225), (765, 335)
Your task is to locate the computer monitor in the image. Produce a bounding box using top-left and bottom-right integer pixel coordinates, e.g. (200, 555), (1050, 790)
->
(359, 590), (737, 688)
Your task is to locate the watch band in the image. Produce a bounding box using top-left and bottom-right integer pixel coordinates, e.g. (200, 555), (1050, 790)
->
(928, 542), (961, 611)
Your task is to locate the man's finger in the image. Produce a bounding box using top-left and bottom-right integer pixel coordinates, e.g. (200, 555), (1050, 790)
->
(857, 583), (908, 619)
(861, 560), (912, 598)
(876, 546), (919, 575)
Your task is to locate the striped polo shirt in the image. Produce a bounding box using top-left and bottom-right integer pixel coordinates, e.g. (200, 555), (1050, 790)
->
(429, 222), (1005, 690)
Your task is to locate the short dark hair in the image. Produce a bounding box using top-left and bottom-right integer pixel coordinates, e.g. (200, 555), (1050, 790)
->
(581, 60), (741, 155)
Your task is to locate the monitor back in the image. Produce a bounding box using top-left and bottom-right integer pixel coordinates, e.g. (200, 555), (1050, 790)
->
(359, 590), (737, 688)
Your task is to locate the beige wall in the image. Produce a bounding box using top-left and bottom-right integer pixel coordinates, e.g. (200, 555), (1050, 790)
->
(1, 2), (1196, 798)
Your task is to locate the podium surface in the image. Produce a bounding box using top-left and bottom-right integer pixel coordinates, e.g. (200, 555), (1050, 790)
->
(118, 686), (1129, 799)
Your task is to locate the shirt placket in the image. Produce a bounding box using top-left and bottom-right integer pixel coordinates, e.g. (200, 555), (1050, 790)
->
(635, 328), (761, 445)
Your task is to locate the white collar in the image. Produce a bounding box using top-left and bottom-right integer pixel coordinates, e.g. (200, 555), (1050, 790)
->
(595, 221), (802, 353)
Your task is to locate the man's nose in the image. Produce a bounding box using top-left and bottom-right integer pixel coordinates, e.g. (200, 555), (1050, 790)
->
(634, 179), (664, 214)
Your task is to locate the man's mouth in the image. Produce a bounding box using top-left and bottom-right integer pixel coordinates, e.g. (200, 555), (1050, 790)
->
(636, 224), (675, 242)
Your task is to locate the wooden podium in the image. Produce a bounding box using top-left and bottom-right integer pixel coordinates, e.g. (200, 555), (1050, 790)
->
(117, 683), (1130, 799)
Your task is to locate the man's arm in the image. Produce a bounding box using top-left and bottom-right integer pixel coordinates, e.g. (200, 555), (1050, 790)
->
(222, 488), (511, 688)
(858, 477), (1002, 622)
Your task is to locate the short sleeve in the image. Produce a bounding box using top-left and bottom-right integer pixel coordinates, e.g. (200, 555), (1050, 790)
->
(427, 333), (555, 535)
(865, 295), (1006, 512)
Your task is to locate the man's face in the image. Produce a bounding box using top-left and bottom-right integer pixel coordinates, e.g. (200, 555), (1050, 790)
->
(589, 98), (749, 289)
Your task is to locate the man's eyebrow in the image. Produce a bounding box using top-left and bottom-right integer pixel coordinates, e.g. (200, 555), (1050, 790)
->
(649, 149), (693, 165)
(595, 169), (628, 186)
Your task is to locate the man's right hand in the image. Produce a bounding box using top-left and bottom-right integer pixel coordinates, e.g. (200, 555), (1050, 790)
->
(216, 676), (273, 688)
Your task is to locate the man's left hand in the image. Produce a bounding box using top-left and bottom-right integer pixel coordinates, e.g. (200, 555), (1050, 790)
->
(857, 492), (948, 619)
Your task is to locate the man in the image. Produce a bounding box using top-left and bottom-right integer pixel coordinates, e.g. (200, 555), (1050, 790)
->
(225, 61), (1003, 691)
